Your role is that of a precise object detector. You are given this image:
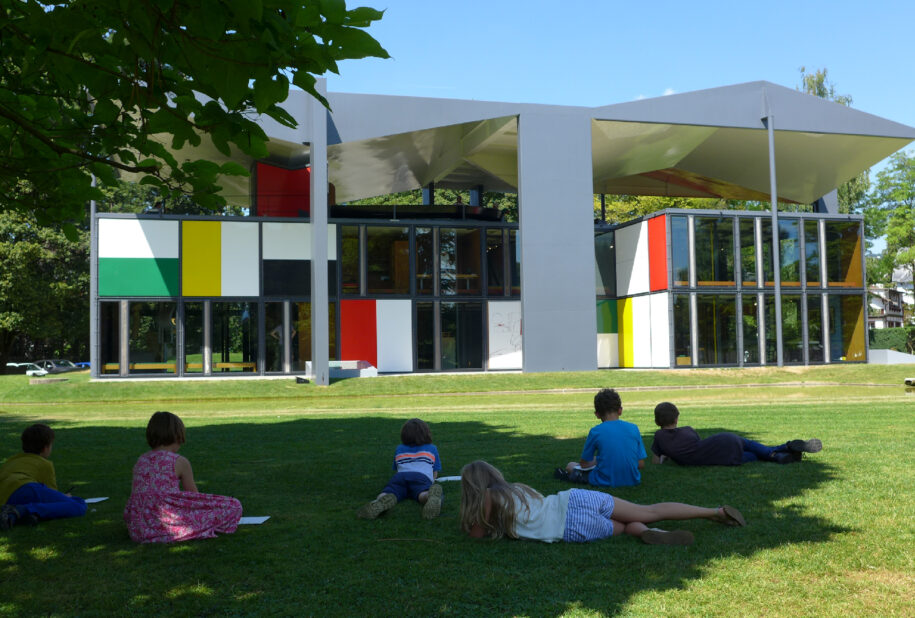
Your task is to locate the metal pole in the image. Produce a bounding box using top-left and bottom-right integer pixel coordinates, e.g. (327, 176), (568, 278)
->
(764, 102), (784, 367)
(89, 180), (99, 378)
(309, 78), (330, 385)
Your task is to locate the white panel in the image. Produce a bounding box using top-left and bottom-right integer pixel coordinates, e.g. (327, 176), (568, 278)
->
(327, 223), (337, 260)
(614, 222), (649, 296)
(650, 292), (670, 368)
(221, 222), (259, 296)
(597, 333), (619, 368)
(98, 219), (178, 258)
(631, 294), (652, 367)
(262, 222), (309, 260)
(376, 300), (413, 372)
(488, 301), (523, 370)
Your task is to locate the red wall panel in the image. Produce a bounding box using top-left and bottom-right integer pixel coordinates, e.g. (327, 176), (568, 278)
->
(255, 163), (310, 217)
(648, 215), (668, 291)
(340, 300), (377, 368)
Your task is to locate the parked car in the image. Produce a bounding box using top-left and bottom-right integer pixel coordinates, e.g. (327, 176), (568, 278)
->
(5, 362), (48, 376)
(34, 359), (81, 374)
(74, 361), (91, 369)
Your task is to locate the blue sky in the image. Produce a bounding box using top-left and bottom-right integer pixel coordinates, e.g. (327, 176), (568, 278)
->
(328, 0), (915, 136)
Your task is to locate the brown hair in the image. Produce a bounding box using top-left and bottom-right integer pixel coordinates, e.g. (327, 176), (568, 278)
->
(145, 411), (186, 448)
(654, 402), (680, 427)
(400, 418), (432, 446)
(22, 424), (54, 454)
(594, 388), (622, 416)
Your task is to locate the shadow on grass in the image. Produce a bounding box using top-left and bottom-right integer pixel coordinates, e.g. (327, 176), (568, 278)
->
(0, 416), (843, 616)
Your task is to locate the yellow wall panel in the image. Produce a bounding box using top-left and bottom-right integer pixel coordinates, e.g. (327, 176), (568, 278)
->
(182, 221), (221, 296)
(618, 298), (633, 368)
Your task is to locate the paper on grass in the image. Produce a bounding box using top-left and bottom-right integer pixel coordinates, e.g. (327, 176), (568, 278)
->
(436, 476), (461, 482)
(84, 497), (109, 504)
(239, 516), (271, 525)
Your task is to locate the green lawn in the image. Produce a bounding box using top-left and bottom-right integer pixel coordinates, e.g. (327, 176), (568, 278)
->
(1, 366), (913, 616)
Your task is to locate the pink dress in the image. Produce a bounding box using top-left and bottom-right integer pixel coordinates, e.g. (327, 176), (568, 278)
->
(124, 450), (242, 543)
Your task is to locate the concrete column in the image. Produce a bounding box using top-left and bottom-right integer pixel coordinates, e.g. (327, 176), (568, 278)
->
(310, 78), (330, 385)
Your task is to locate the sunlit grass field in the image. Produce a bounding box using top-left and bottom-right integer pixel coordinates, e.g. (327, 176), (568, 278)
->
(1, 365), (913, 616)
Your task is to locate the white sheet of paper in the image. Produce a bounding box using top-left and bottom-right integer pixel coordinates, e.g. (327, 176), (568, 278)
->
(239, 516), (270, 525)
(436, 476), (461, 482)
(84, 497), (109, 504)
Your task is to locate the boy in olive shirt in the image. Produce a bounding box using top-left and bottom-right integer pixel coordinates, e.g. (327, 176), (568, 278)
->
(0, 424), (86, 529)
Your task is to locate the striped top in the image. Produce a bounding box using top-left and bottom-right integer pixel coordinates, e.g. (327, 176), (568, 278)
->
(392, 443), (442, 481)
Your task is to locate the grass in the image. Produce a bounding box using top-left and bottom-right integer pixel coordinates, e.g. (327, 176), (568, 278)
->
(1, 365), (914, 616)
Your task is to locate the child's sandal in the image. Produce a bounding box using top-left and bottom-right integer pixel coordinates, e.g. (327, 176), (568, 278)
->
(716, 505), (746, 527)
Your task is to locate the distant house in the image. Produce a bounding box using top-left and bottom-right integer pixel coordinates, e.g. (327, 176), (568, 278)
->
(868, 286), (905, 328)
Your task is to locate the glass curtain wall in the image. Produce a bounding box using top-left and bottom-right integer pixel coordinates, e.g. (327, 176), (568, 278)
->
(595, 231), (616, 296)
(739, 219), (757, 287)
(779, 220), (801, 287)
(486, 229), (505, 295)
(291, 302), (337, 371)
(807, 295), (824, 362)
(265, 302), (285, 372)
(441, 302), (483, 369)
(415, 227), (434, 295)
(366, 226), (410, 294)
(696, 295), (737, 365)
(671, 216), (689, 287)
(694, 217), (734, 286)
(781, 294), (804, 363)
(128, 301), (177, 374)
(829, 294), (866, 361)
(440, 228), (481, 295)
(804, 220), (821, 287)
(211, 302), (258, 372)
(673, 294), (691, 365)
(341, 225), (360, 295)
(509, 230), (520, 296)
(416, 302), (435, 370)
(184, 302), (204, 373)
(742, 295), (760, 364)
(99, 302), (120, 374)
(825, 221), (863, 288)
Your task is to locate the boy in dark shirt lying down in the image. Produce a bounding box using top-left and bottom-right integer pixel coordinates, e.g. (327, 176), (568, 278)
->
(650, 402), (822, 466)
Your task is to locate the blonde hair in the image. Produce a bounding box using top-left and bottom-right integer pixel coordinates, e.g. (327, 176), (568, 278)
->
(459, 460), (542, 539)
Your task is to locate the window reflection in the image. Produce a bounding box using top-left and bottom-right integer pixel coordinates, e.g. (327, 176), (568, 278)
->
(440, 228), (481, 296)
(671, 216), (689, 287)
(594, 231), (616, 296)
(486, 229), (505, 296)
(739, 219), (757, 287)
(742, 296), (759, 364)
(128, 302), (177, 374)
(366, 227), (410, 294)
(825, 222), (862, 288)
(695, 217), (735, 286)
(341, 226), (360, 295)
(779, 220), (801, 286)
(807, 295), (824, 362)
(829, 294), (865, 361)
(441, 302), (483, 369)
(100, 302), (120, 374)
(781, 295), (804, 363)
(673, 294), (692, 366)
(211, 302), (258, 372)
(696, 295), (737, 365)
(804, 220), (821, 287)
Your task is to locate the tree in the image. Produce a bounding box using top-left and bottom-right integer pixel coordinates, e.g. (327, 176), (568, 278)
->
(868, 150), (915, 287)
(0, 0), (388, 236)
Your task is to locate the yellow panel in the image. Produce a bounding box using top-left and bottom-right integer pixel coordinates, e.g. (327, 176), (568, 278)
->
(182, 221), (221, 296)
(846, 298), (866, 361)
(846, 234), (863, 287)
(618, 298), (633, 368)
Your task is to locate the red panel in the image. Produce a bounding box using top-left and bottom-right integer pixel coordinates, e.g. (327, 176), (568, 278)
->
(340, 300), (377, 367)
(648, 215), (668, 291)
(255, 163), (310, 217)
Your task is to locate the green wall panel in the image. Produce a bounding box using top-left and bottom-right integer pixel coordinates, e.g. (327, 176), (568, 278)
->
(99, 258), (179, 296)
(596, 299), (618, 334)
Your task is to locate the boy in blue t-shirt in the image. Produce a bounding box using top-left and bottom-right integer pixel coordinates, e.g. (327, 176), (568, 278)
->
(357, 418), (443, 520)
(555, 388), (646, 487)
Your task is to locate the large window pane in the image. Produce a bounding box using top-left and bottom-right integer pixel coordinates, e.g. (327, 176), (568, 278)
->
(696, 295), (737, 365)
(829, 294), (866, 361)
(804, 220), (821, 287)
(509, 230), (520, 296)
(184, 302), (204, 373)
(695, 217), (734, 286)
(594, 231), (616, 296)
(742, 295), (760, 365)
(341, 225), (360, 295)
(779, 219), (801, 287)
(739, 219), (757, 287)
(291, 302), (337, 371)
(673, 294), (691, 366)
(415, 228), (434, 296)
(211, 302), (258, 372)
(671, 216), (689, 287)
(765, 295), (777, 363)
(807, 295), (824, 362)
(265, 302), (285, 373)
(441, 228), (481, 296)
(100, 301), (120, 374)
(826, 221), (863, 288)
(761, 220), (774, 287)
(486, 229), (505, 296)
(441, 302), (483, 369)
(129, 301), (177, 374)
(782, 295), (804, 363)
(416, 302), (435, 370)
(366, 227), (410, 294)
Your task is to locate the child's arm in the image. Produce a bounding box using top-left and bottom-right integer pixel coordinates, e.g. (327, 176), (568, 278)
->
(468, 489), (493, 538)
(577, 458), (596, 469)
(174, 455), (199, 492)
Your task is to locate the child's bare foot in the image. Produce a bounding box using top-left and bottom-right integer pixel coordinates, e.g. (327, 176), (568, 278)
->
(422, 484), (443, 519)
(641, 528), (694, 545)
(357, 493), (397, 519)
(712, 505), (746, 527)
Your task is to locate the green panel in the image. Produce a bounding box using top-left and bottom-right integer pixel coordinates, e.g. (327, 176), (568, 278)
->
(596, 299), (618, 334)
(99, 258), (179, 296)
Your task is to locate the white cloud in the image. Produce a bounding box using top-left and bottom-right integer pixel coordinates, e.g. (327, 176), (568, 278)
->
(663, 87), (677, 96)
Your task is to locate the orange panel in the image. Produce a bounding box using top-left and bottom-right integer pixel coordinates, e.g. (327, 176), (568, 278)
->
(648, 215), (668, 291)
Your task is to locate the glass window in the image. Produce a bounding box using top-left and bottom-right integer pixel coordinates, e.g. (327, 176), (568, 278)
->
(211, 302), (258, 372)
(807, 295), (824, 362)
(825, 221), (863, 288)
(696, 295), (737, 365)
(128, 301), (177, 374)
(673, 294), (691, 366)
(779, 219), (801, 287)
(829, 294), (866, 361)
(742, 295), (760, 365)
(100, 301), (120, 374)
(761, 220), (774, 287)
(415, 228), (434, 296)
(739, 219), (757, 287)
(509, 230), (520, 297)
(671, 216), (689, 287)
(184, 302), (204, 373)
(594, 231), (616, 297)
(781, 295), (804, 363)
(486, 229), (505, 296)
(341, 225), (360, 295)
(804, 220), (821, 287)
(265, 302), (285, 373)
(440, 228), (481, 296)
(695, 217), (734, 286)
(764, 295), (777, 363)
(416, 302), (435, 370)
(441, 302), (483, 369)
(291, 302), (337, 371)
(366, 227), (410, 295)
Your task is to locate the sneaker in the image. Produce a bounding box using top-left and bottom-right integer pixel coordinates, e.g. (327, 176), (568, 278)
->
(422, 484), (443, 519)
(642, 528), (694, 546)
(554, 467), (569, 481)
(787, 439), (822, 454)
(356, 493), (397, 520)
(0, 505), (19, 531)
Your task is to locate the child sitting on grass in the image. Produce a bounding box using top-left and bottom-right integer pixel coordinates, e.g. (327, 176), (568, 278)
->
(0, 424), (87, 529)
(357, 418), (443, 520)
(461, 460), (745, 545)
(650, 402), (822, 466)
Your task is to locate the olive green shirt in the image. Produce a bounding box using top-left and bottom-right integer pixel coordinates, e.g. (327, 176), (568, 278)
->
(0, 453), (57, 504)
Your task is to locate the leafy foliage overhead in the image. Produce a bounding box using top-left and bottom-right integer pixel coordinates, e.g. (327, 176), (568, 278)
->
(0, 0), (388, 234)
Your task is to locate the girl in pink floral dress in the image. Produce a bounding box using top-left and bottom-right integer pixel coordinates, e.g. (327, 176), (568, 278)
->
(124, 411), (242, 543)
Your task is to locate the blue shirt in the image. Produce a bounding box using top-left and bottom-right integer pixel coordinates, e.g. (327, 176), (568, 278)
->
(392, 443), (442, 481)
(580, 419), (646, 487)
